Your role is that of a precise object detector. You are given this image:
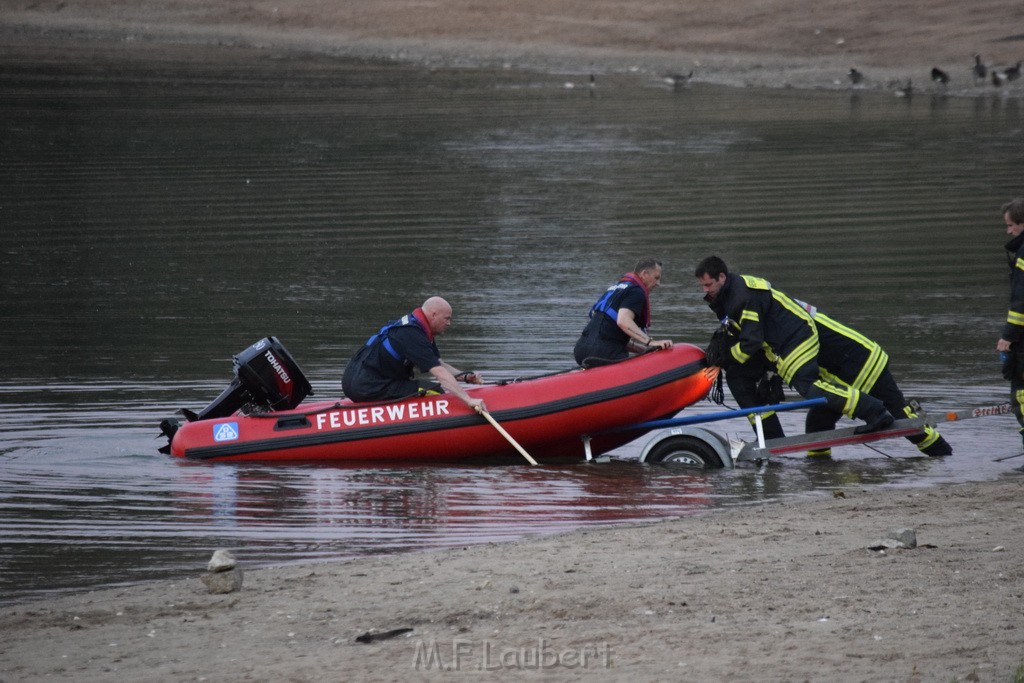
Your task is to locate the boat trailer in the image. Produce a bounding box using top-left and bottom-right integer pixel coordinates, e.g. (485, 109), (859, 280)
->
(582, 399), (1012, 469)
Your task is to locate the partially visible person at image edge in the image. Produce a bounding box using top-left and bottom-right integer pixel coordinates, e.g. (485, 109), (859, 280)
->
(995, 197), (1024, 470)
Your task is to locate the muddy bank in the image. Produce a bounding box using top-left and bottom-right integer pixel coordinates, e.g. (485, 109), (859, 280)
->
(2, 478), (1023, 681)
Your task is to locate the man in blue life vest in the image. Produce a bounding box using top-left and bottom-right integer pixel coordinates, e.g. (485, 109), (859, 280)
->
(694, 256), (897, 440)
(342, 296), (486, 411)
(996, 197), (1024, 469)
(573, 258), (674, 368)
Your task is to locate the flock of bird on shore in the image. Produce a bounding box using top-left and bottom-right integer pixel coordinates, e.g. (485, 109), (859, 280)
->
(848, 54), (1022, 97)
(577, 54), (1021, 96)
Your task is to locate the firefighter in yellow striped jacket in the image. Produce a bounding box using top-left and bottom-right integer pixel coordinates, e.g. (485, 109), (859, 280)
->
(695, 256), (895, 437)
(996, 198), (1024, 457)
(804, 306), (952, 457)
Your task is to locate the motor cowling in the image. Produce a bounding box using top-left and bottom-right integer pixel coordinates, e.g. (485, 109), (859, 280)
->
(191, 337), (313, 421)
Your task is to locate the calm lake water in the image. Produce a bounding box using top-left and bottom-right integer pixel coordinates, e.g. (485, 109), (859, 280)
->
(2, 48), (1023, 605)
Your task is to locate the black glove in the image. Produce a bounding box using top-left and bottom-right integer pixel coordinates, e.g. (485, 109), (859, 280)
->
(755, 372), (785, 404)
(704, 328), (734, 369)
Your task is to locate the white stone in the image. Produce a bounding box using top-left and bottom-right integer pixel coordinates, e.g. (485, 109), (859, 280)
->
(207, 549), (237, 572)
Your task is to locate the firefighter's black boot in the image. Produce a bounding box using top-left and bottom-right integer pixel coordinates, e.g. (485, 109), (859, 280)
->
(920, 435), (953, 456)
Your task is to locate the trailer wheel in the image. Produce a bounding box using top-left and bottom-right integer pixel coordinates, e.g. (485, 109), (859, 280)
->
(646, 436), (724, 469)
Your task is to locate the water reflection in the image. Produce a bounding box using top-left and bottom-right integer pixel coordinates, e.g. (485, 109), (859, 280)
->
(1, 51), (1022, 604)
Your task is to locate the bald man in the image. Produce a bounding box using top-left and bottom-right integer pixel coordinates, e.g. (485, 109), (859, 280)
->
(342, 297), (485, 411)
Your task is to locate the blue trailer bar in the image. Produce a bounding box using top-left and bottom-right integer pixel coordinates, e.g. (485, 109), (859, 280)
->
(606, 397), (827, 434)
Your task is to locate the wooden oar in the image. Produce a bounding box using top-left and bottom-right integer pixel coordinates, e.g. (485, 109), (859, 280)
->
(475, 406), (538, 465)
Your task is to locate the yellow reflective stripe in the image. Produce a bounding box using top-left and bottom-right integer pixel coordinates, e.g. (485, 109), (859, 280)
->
(843, 387), (859, 416)
(816, 312), (870, 346)
(812, 379), (858, 417)
(773, 290), (820, 378)
(818, 367), (850, 388)
(900, 403), (942, 448)
(815, 313), (888, 391)
(1007, 311), (1024, 326)
(852, 345), (888, 391)
(730, 343), (750, 364)
(776, 335), (818, 380)
(916, 427), (940, 449)
(741, 275), (771, 290)
(897, 401), (944, 451)
(746, 410), (777, 425)
(773, 291), (815, 324)
(732, 307), (759, 363)
(1016, 257), (1024, 272)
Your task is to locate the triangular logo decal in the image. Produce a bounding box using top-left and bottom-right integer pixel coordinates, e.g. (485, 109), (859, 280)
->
(213, 422), (239, 442)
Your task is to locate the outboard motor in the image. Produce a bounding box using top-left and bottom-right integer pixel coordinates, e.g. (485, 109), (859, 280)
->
(191, 336), (313, 421)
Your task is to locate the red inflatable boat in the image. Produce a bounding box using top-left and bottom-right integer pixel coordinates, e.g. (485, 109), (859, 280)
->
(160, 337), (716, 464)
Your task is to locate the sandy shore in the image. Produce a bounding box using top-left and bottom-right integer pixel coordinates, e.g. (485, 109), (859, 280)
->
(2, 0), (1024, 94)
(2, 478), (1023, 681)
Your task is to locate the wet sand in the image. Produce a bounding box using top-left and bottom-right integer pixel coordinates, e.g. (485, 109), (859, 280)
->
(1, 478), (1023, 680)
